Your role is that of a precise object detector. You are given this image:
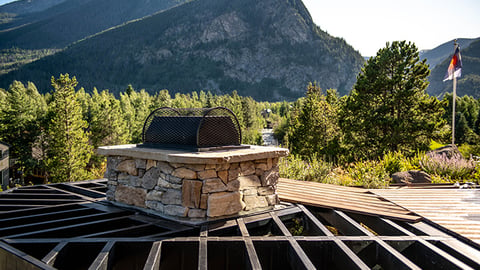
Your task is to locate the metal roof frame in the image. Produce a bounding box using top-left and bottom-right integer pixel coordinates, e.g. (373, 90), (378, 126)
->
(1, 179), (480, 269)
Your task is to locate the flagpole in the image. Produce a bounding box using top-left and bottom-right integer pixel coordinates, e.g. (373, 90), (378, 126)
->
(452, 72), (456, 145)
(452, 39), (458, 145)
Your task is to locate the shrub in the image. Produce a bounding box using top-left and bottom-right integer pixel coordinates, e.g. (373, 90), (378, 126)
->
(346, 160), (390, 188)
(382, 151), (403, 175)
(420, 152), (476, 181)
(279, 154), (333, 182)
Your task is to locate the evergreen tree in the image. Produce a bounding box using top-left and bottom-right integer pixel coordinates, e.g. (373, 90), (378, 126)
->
(119, 87), (152, 143)
(46, 74), (92, 182)
(240, 96), (263, 145)
(241, 97), (258, 129)
(340, 41), (445, 160)
(455, 112), (470, 144)
(474, 108), (480, 136)
(442, 94), (480, 142)
(89, 89), (129, 148)
(0, 81), (46, 173)
(0, 88), (6, 111)
(206, 91), (216, 108)
(152, 89), (172, 109)
(288, 82), (340, 160)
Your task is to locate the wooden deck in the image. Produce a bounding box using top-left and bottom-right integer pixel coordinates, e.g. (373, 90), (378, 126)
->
(277, 178), (421, 222)
(372, 188), (480, 246)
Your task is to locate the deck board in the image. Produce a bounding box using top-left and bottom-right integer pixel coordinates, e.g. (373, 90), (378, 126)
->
(372, 188), (480, 245)
(277, 178), (420, 222)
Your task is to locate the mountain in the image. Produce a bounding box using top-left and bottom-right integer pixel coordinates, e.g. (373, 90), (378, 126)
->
(0, 0), (67, 16)
(0, 0), (364, 101)
(428, 39), (480, 98)
(0, 0), (186, 49)
(420, 38), (479, 69)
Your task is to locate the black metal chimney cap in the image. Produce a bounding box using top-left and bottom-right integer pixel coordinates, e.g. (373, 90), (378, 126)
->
(138, 107), (247, 151)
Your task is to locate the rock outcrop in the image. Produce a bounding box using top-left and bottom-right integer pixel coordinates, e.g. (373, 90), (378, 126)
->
(0, 0), (364, 101)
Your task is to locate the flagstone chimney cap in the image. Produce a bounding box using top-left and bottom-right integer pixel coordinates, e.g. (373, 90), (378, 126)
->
(97, 144), (289, 164)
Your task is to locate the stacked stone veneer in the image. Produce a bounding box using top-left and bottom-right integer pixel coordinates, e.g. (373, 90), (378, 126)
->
(105, 154), (282, 218)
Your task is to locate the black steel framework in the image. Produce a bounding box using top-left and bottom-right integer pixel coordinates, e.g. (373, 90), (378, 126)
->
(1, 180), (480, 269)
(140, 107), (243, 151)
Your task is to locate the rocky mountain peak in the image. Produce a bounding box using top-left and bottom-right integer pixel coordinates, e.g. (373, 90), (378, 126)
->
(0, 0), (365, 101)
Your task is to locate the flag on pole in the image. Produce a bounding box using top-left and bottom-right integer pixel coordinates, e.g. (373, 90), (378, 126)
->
(443, 46), (462, 81)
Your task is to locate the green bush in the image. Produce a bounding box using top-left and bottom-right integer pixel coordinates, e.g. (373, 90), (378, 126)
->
(280, 154), (393, 188)
(346, 160), (390, 188)
(242, 128), (263, 145)
(381, 151), (422, 175)
(279, 154), (333, 182)
(382, 151), (403, 176)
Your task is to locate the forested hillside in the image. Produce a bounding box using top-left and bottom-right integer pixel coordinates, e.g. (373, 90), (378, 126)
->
(0, 0), (66, 17)
(0, 0), (364, 101)
(0, 0), (186, 49)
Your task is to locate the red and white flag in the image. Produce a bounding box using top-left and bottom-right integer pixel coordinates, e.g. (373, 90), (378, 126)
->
(443, 46), (462, 81)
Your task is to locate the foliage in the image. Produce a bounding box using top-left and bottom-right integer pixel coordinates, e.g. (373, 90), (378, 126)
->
(0, 12), (16, 24)
(382, 151), (420, 175)
(279, 150), (432, 188)
(45, 74), (92, 182)
(119, 86), (153, 143)
(0, 0), (364, 101)
(0, 81), (46, 173)
(341, 41), (445, 160)
(346, 160), (390, 188)
(382, 151), (403, 176)
(88, 88), (130, 147)
(441, 94), (480, 145)
(278, 154), (391, 188)
(430, 140), (446, 150)
(0, 48), (60, 75)
(420, 152), (477, 181)
(0, 0), (184, 50)
(288, 218), (304, 236)
(0, 77), (275, 183)
(2, 64), (480, 186)
(279, 155), (333, 183)
(287, 83), (341, 161)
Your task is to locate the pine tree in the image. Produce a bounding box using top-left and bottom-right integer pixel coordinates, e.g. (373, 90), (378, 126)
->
(340, 41), (445, 160)
(455, 112), (470, 144)
(0, 88), (6, 110)
(89, 89), (129, 147)
(152, 89), (172, 109)
(46, 74), (92, 182)
(119, 87), (152, 143)
(288, 82), (340, 160)
(0, 81), (46, 173)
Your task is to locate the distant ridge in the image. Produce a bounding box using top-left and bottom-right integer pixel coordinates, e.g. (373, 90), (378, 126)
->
(0, 0), (186, 49)
(420, 38), (479, 69)
(0, 0), (67, 16)
(428, 39), (480, 98)
(0, 0), (364, 101)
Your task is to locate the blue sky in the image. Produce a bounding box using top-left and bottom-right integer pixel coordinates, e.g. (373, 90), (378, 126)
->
(0, 0), (12, 6)
(1, 0), (479, 56)
(303, 0), (480, 56)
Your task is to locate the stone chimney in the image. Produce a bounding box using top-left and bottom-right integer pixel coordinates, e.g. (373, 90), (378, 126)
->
(97, 144), (288, 219)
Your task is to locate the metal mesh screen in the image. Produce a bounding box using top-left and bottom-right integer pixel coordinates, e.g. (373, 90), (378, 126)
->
(141, 107), (242, 149)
